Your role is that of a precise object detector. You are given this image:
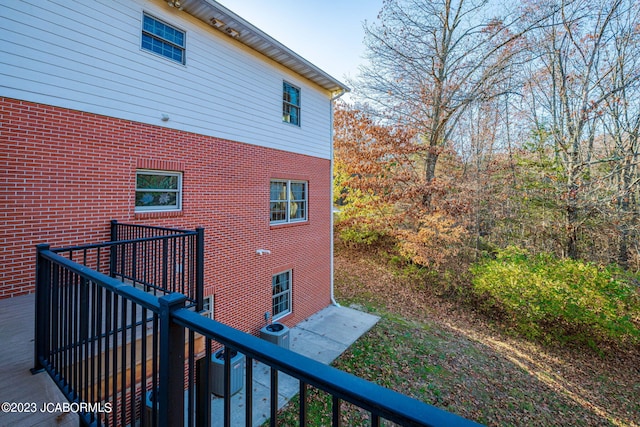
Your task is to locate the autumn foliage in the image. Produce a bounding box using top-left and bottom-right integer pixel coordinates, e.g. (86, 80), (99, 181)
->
(333, 103), (469, 268)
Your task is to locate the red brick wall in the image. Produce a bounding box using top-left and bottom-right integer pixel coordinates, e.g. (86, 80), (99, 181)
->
(0, 97), (331, 333)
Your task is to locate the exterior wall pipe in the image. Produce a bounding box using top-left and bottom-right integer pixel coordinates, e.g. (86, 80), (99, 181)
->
(329, 88), (348, 306)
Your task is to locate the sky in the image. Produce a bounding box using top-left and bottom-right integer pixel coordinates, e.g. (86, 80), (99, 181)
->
(216, 0), (383, 88)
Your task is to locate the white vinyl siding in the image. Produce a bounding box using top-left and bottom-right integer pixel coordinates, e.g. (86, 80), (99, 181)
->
(0, 0), (332, 159)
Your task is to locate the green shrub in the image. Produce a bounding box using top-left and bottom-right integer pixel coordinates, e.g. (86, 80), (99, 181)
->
(470, 247), (640, 349)
(338, 226), (386, 246)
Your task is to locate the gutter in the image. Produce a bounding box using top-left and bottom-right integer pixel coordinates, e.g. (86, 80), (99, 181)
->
(329, 89), (348, 307)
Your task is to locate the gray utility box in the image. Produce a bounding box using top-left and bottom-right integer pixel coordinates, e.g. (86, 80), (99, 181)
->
(210, 349), (245, 397)
(260, 323), (290, 349)
(144, 390), (157, 427)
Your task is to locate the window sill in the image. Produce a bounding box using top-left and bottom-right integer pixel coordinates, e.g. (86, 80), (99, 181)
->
(270, 221), (308, 230)
(135, 210), (184, 220)
(272, 311), (292, 322)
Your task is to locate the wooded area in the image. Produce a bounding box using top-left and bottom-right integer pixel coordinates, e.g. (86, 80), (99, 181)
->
(334, 0), (640, 351)
(337, 0), (640, 269)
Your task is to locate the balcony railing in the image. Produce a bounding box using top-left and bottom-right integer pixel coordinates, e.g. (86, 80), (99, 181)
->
(33, 242), (481, 427)
(50, 221), (204, 310)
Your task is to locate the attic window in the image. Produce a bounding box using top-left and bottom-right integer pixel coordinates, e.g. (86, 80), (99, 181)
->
(282, 82), (301, 126)
(141, 14), (186, 64)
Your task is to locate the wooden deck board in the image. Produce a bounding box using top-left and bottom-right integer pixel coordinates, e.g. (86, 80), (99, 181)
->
(0, 294), (78, 426)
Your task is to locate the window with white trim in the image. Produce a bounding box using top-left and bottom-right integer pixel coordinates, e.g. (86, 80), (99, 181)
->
(202, 296), (214, 319)
(141, 14), (185, 64)
(270, 180), (307, 224)
(282, 81), (300, 126)
(135, 170), (182, 212)
(272, 270), (291, 319)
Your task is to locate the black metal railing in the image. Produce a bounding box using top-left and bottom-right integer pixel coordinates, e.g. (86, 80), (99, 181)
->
(51, 221), (204, 309)
(33, 245), (482, 427)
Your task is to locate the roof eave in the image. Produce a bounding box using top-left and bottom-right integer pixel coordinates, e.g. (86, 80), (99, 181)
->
(182, 0), (350, 94)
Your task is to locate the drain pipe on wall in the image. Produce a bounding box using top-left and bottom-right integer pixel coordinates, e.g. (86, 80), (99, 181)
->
(329, 88), (348, 307)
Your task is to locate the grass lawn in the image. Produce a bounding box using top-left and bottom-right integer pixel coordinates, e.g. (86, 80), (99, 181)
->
(273, 246), (640, 426)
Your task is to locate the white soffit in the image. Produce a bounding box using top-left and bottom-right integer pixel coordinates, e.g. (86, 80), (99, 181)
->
(180, 0), (350, 94)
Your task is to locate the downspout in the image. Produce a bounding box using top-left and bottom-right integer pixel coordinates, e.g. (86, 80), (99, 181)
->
(329, 88), (347, 306)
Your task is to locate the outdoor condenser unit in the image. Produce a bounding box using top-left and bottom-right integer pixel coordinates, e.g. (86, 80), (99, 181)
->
(210, 348), (245, 397)
(259, 323), (290, 349)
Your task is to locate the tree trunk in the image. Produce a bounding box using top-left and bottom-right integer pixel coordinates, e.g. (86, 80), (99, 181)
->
(566, 182), (579, 259)
(422, 150), (439, 208)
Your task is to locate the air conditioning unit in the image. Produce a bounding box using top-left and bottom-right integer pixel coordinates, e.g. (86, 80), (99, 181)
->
(210, 349), (245, 397)
(144, 390), (157, 427)
(259, 323), (290, 349)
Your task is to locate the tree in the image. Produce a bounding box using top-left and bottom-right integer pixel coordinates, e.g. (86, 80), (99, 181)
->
(599, 0), (640, 267)
(524, 0), (640, 259)
(355, 0), (529, 209)
(333, 103), (418, 245)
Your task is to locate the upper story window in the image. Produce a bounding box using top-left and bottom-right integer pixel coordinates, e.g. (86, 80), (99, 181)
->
(141, 14), (185, 64)
(135, 170), (182, 212)
(282, 82), (301, 126)
(270, 180), (307, 224)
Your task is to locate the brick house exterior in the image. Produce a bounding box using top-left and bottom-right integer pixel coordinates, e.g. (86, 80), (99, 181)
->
(0, 0), (347, 334)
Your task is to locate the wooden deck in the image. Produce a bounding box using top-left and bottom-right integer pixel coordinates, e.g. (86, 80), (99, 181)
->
(0, 294), (78, 426)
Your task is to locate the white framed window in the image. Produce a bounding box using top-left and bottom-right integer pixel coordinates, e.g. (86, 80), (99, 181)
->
(282, 81), (301, 126)
(272, 270), (291, 319)
(201, 295), (214, 319)
(135, 170), (182, 212)
(141, 13), (186, 64)
(270, 180), (307, 224)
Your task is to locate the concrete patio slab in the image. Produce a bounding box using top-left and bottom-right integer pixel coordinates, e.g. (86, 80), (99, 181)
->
(211, 304), (380, 426)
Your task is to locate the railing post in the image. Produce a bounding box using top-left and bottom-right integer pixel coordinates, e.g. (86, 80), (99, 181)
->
(158, 293), (187, 427)
(32, 243), (51, 374)
(110, 219), (118, 242)
(195, 353), (211, 427)
(195, 227), (205, 312)
(109, 220), (118, 278)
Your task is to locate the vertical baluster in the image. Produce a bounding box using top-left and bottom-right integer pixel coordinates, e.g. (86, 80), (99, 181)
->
(130, 303), (137, 427)
(270, 368), (278, 427)
(151, 312), (159, 427)
(162, 238), (169, 294)
(195, 228), (205, 312)
(196, 337), (212, 427)
(52, 262), (59, 374)
(96, 247), (102, 276)
(171, 237), (178, 293)
(245, 356), (253, 427)
(112, 293), (119, 424)
(332, 396), (342, 427)
(299, 382), (308, 426)
(187, 329), (195, 427)
(89, 280), (97, 424)
(103, 291), (111, 423)
(132, 240), (138, 287)
(120, 297), (127, 425)
(140, 307), (148, 427)
(224, 347), (231, 427)
(63, 264), (70, 393)
(72, 272), (79, 401)
(80, 277), (89, 406)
